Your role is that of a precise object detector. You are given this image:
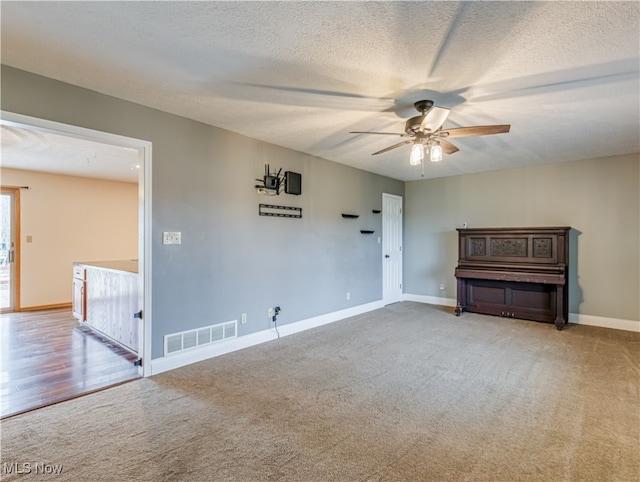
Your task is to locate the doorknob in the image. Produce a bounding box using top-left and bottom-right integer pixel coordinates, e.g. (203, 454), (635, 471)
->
(385, 254), (390, 258)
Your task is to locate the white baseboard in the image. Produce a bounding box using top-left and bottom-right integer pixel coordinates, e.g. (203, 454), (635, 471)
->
(150, 298), (639, 375)
(404, 293), (640, 333)
(274, 300), (385, 337)
(150, 300), (385, 375)
(569, 313), (640, 332)
(403, 293), (456, 307)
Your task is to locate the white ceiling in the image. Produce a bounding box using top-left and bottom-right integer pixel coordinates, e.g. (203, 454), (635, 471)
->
(1, 1), (638, 182)
(1, 123), (141, 183)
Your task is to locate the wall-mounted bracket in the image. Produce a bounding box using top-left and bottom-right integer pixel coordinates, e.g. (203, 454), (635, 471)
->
(259, 204), (302, 218)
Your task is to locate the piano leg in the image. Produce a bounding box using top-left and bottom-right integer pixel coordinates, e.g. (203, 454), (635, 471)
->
(554, 284), (566, 330)
(455, 278), (466, 316)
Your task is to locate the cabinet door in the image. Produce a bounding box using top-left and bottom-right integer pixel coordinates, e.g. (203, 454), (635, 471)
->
(72, 278), (85, 321)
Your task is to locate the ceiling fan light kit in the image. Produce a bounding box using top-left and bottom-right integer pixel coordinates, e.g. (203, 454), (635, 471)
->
(410, 139), (443, 165)
(430, 142), (443, 163)
(350, 100), (510, 167)
(409, 141), (424, 165)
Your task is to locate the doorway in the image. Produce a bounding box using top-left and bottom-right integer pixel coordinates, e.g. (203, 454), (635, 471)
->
(382, 193), (403, 305)
(0, 187), (20, 312)
(1, 111), (152, 378)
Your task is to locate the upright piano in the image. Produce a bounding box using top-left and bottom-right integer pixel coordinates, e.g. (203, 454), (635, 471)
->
(454, 226), (570, 330)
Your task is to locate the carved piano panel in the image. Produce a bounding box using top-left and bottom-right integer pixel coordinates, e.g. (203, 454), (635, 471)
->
(454, 227), (570, 330)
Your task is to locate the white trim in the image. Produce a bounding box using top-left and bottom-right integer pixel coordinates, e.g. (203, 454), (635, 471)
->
(1, 111), (154, 376)
(150, 300), (385, 375)
(403, 293), (456, 307)
(404, 293), (640, 332)
(276, 300), (384, 337)
(141, 143), (153, 376)
(1, 111), (147, 151)
(569, 313), (640, 332)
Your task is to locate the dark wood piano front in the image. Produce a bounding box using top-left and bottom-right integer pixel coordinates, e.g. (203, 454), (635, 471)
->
(454, 226), (570, 330)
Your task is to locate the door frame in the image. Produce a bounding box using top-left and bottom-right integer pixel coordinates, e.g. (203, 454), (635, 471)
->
(1, 111), (153, 377)
(382, 193), (403, 305)
(0, 187), (21, 312)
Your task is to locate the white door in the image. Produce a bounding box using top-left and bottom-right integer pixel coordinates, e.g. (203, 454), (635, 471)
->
(382, 193), (403, 305)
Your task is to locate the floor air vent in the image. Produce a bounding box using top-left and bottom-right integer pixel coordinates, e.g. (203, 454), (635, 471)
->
(164, 320), (237, 356)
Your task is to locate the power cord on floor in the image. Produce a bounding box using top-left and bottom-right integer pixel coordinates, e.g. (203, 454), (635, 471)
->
(272, 306), (281, 338)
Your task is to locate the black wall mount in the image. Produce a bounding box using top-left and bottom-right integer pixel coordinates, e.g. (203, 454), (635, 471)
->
(259, 204), (302, 218)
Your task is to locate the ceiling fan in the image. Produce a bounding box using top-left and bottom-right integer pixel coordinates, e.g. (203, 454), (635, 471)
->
(350, 100), (510, 165)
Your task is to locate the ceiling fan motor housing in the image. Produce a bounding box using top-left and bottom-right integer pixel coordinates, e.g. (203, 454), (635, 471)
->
(405, 116), (424, 136)
(404, 100), (436, 135)
(414, 100), (434, 113)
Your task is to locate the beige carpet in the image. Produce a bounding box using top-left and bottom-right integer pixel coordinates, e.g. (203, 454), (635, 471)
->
(1, 302), (638, 481)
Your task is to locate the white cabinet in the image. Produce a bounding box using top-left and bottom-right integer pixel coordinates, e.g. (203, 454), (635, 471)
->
(74, 262), (139, 354)
(72, 266), (86, 321)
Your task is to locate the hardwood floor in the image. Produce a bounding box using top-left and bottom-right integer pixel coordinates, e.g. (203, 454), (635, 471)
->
(1, 308), (140, 419)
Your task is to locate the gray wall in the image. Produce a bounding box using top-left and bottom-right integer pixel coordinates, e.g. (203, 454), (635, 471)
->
(404, 154), (640, 321)
(1, 66), (404, 359)
(3, 64), (637, 361)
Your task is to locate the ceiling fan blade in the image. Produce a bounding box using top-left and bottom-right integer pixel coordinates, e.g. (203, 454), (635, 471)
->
(372, 140), (411, 155)
(233, 83), (394, 111)
(441, 125), (511, 138)
(350, 131), (405, 136)
(420, 107), (450, 132)
(439, 139), (459, 155)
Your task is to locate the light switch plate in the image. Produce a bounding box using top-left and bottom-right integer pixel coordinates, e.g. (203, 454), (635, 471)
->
(163, 231), (181, 245)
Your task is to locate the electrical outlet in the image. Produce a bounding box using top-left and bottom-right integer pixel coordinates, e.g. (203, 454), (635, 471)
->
(346, 292), (351, 300)
(241, 313), (247, 324)
(163, 231), (181, 245)
(268, 307), (274, 319)
(439, 284), (446, 291)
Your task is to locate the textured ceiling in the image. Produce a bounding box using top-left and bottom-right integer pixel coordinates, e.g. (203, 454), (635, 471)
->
(1, 1), (639, 182)
(0, 124), (141, 183)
